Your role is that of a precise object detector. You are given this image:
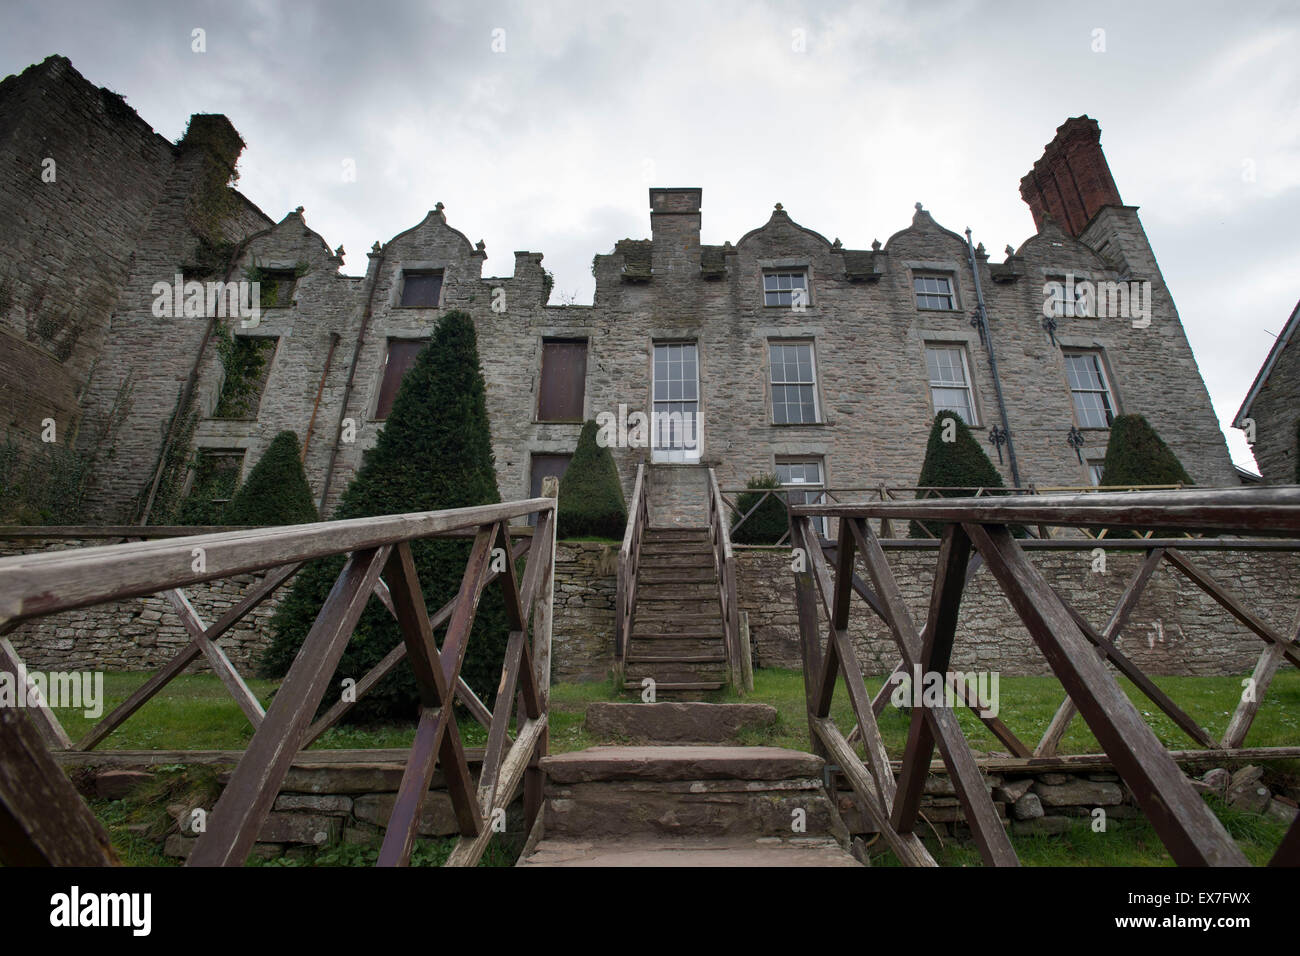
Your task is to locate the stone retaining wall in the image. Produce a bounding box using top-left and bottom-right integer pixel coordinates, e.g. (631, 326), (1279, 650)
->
(6, 538), (1296, 682)
(3, 538), (618, 683)
(738, 546), (1299, 677)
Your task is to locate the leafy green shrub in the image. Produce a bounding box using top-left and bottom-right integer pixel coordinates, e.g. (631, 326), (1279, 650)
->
(260, 311), (508, 722)
(557, 420), (626, 539)
(910, 411), (1009, 538)
(223, 431), (318, 525)
(732, 473), (789, 545)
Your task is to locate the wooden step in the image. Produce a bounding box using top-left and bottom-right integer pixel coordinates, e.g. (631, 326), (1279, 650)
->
(636, 593), (718, 603)
(623, 681), (725, 693)
(627, 653), (726, 663)
(519, 837), (862, 867)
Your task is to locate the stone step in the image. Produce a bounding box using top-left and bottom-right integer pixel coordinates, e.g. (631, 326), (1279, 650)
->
(622, 680), (725, 694)
(584, 702), (776, 744)
(643, 527), (710, 541)
(539, 746), (848, 841)
(636, 569), (718, 584)
(518, 836), (861, 867)
(626, 653), (726, 664)
(626, 665), (727, 686)
(629, 630), (724, 642)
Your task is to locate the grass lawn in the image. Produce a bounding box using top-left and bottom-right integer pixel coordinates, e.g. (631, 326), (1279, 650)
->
(63, 668), (1297, 866)
(54, 668), (1300, 766)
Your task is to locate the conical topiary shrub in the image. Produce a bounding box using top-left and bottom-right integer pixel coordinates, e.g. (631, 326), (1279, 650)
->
(223, 431), (319, 526)
(260, 311), (508, 722)
(557, 420), (626, 539)
(1097, 414), (1194, 488)
(910, 411), (1009, 538)
(1097, 414), (1194, 538)
(731, 473), (789, 545)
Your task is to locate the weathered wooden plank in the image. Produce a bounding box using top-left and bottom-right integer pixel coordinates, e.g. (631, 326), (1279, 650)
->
(892, 525), (970, 834)
(0, 638), (72, 751)
(811, 717), (936, 867)
(187, 546), (391, 867)
(164, 589), (265, 729)
(1036, 547), (1164, 757)
(478, 632), (527, 814)
(793, 486), (1300, 534)
(0, 701), (119, 866)
(375, 541), (482, 865)
(964, 523), (1248, 866)
(446, 717), (546, 867)
(1164, 547), (1300, 669)
(852, 519), (1018, 866)
(1056, 592), (1215, 748)
(0, 498), (554, 625)
(1220, 599), (1297, 749)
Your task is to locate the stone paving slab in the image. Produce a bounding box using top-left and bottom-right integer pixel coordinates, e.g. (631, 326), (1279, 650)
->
(540, 745), (824, 783)
(518, 836), (862, 867)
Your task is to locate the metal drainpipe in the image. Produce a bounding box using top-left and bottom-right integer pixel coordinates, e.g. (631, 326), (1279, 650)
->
(965, 228), (1022, 489)
(318, 243), (387, 514)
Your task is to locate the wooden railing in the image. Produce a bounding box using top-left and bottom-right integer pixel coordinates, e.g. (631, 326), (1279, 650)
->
(707, 467), (746, 693)
(788, 486), (1300, 868)
(721, 483), (1198, 544)
(614, 463), (648, 682)
(0, 492), (558, 867)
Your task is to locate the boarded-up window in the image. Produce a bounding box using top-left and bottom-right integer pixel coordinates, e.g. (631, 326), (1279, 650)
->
(538, 339), (587, 421)
(375, 339), (426, 419)
(529, 454), (572, 524)
(399, 271), (442, 308)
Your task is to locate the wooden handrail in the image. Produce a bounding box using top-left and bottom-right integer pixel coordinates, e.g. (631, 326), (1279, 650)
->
(707, 468), (744, 693)
(789, 489), (1300, 867)
(0, 495), (558, 868)
(615, 463), (647, 672)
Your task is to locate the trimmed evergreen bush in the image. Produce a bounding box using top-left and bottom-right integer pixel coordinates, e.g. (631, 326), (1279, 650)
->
(1097, 414), (1194, 538)
(1097, 414), (1194, 488)
(557, 420), (626, 540)
(223, 431), (319, 526)
(732, 473), (789, 545)
(910, 411), (1009, 538)
(259, 311), (508, 722)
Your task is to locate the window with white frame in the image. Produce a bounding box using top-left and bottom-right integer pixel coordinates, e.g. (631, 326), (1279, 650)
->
(776, 459), (827, 538)
(914, 274), (956, 310)
(769, 341), (820, 424)
(1065, 351), (1115, 429)
(1086, 458), (1106, 487)
(763, 271), (809, 308)
(925, 345), (977, 425)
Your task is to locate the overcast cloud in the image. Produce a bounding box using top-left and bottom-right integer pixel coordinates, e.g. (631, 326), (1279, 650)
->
(3, 0), (1296, 470)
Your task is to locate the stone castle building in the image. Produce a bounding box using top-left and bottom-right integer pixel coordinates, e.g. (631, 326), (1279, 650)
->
(2, 55), (1238, 531)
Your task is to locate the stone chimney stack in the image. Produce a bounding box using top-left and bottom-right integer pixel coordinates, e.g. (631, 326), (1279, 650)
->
(649, 187), (702, 275)
(1019, 117), (1123, 238)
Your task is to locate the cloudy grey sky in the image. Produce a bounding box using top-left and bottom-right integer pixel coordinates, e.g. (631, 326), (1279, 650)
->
(3, 0), (1296, 471)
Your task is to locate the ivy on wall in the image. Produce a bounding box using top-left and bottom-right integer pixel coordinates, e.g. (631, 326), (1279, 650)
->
(212, 324), (276, 419)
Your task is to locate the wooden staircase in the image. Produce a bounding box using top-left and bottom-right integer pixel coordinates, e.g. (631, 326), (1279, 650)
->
(623, 527), (728, 696)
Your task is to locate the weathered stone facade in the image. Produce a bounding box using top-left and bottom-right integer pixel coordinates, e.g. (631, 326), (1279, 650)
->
(1234, 300), (1300, 484)
(1, 58), (1237, 531)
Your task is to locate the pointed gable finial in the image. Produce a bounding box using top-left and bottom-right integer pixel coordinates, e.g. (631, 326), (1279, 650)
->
(295, 205), (304, 215)
(370, 241), (382, 255)
(832, 237), (842, 249)
(475, 239), (487, 254)
(435, 201), (445, 214)
(774, 202), (783, 212)
(872, 239), (882, 251)
(1005, 244), (1016, 257)
(915, 202), (923, 211)
(335, 244), (345, 258)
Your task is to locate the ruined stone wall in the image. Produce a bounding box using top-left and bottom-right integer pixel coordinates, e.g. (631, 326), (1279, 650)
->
(0, 56), (177, 471)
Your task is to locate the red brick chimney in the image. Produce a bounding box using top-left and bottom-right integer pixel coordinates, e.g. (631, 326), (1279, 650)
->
(1019, 116), (1122, 238)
